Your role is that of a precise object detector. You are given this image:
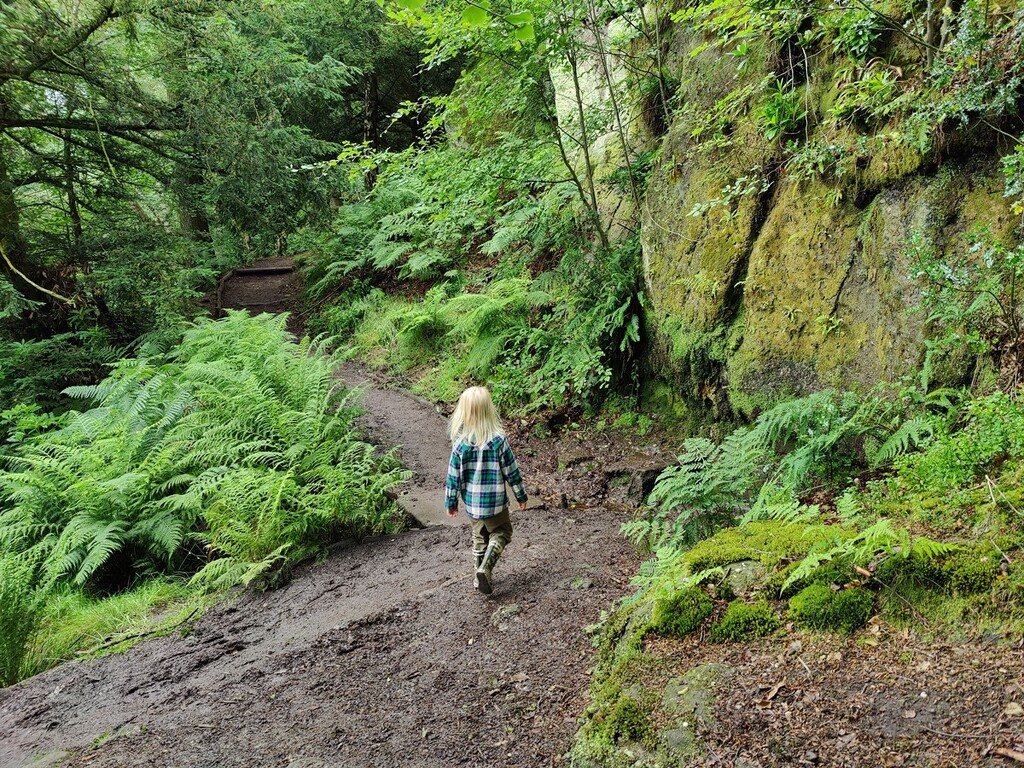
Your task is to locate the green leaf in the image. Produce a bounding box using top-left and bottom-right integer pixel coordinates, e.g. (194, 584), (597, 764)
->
(514, 23), (535, 41)
(396, 0), (426, 10)
(462, 3), (490, 25)
(506, 10), (534, 24)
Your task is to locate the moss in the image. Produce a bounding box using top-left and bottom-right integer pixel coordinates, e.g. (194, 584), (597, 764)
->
(709, 599), (780, 642)
(714, 579), (737, 601)
(789, 583), (874, 633)
(596, 600), (652, 664)
(857, 136), (924, 190)
(762, 561), (801, 598)
(650, 586), (713, 638)
(605, 694), (653, 742)
(767, 556), (859, 598)
(683, 521), (847, 572)
(942, 550), (1000, 594)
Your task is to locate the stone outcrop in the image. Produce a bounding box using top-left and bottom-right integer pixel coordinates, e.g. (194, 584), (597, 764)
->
(556, 14), (1019, 417)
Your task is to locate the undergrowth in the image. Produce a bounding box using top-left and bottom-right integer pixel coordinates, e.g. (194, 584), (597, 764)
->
(0, 311), (408, 686)
(303, 134), (644, 415)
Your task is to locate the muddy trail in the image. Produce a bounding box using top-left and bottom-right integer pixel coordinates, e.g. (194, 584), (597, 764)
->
(0, 259), (638, 768)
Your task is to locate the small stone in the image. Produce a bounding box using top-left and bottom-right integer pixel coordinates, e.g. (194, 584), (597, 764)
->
(491, 603), (522, 629)
(558, 448), (594, 468)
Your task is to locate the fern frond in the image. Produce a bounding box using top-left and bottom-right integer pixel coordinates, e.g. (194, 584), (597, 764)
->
(870, 416), (934, 468)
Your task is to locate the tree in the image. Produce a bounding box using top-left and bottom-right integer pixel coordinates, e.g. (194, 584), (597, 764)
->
(0, 0), (441, 330)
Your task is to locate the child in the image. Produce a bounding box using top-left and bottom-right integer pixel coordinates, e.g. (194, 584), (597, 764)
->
(445, 386), (528, 595)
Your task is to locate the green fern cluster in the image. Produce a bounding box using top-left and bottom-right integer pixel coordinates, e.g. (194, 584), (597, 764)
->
(333, 239), (643, 412)
(0, 329), (122, 444)
(0, 312), (408, 596)
(305, 138), (570, 298)
(0, 552), (41, 686)
(630, 386), (954, 552)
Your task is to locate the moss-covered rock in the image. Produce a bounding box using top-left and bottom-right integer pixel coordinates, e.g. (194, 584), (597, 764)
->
(683, 520), (847, 572)
(657, 663), (734, 762)
(650, 586), (713, 638)
(709, 599), (781, 642)
(789, 583), (875, 633)
(943, 550), (1001, 594)
(636, 21), (1017, 415)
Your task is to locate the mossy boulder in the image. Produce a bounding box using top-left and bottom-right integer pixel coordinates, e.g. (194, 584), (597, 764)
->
(650, 586), (713, 638)
(873, 545), (1002, 596)
(709, 599), (780, 642)
(722, 559), (769, 596)
(789, 583), (875, 633)
(683, 520), (846, 572)
(658, 663), (734, 762)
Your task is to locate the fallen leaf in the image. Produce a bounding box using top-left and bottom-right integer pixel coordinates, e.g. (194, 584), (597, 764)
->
(1004, 702), (1024, 717)
(764, 681), (785, 702)
(902, 709), (917, 719)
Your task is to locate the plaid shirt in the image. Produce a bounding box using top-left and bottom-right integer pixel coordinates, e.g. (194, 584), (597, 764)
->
(445, 434), (528, 519)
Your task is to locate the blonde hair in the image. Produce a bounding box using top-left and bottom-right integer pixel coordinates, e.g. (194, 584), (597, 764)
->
(449, 386), (504, 446)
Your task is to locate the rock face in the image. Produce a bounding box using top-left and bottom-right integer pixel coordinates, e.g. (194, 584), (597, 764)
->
(556, 17), (1019, 417)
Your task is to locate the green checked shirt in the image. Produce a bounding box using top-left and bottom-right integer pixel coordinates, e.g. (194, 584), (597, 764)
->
(445, 434), (528, 519)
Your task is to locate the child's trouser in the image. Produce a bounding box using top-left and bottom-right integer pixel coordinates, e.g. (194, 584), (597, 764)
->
(471, 509), (513, 562)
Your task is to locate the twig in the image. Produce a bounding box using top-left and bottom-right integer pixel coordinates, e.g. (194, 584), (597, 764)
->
(920, 725), (992, 740)
(987, 474), (1022, 517)
(995, 746), (1024, 762)
(0, 243), (73, 303)
(869, 573), (931, 628)
(797, 657), (813, 678)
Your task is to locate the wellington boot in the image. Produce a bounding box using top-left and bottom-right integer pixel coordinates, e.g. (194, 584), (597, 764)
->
(475, 540), (504, 595)
(473, 551), (484, 590)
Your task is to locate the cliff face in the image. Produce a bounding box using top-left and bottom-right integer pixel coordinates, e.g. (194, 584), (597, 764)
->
(566, 18), (1018, 418)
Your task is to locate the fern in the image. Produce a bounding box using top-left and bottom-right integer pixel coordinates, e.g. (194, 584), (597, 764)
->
(0, 312), (409, 593)
(780, 518), (955, 592)
(869, 416), (935, 468)
(0, 552), (41, 686)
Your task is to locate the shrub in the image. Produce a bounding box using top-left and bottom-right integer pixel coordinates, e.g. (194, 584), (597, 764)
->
(789, 584), (874, 634)
(650, 586), (713, 638)
(709, 600), (780, 642)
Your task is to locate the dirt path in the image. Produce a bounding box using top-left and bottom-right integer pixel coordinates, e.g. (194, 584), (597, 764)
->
(0, 259), (638, 768)
(335, 362), (459, 528)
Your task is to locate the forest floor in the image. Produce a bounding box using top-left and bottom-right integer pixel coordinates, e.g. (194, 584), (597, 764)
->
(2, 260), (1022, 768)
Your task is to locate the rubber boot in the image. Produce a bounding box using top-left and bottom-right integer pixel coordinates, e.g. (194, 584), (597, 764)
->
(473, 550), (484, 590)
(475, 540), (504, 595)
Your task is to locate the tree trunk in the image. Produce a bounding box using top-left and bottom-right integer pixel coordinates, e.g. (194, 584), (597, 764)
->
(0, 141), (44, 304)
(62, 128), (83, 247)
(174, 166), (211, 242)
(362, 73), (379, 190)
